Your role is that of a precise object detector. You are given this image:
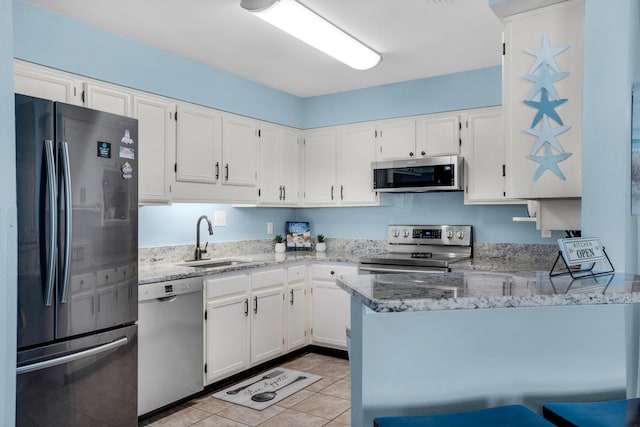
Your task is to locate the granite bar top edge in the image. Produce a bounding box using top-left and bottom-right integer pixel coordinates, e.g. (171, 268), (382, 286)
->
(336, 271), (640, 313)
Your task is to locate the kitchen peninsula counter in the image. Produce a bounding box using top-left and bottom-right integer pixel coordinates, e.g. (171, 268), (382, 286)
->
(343, 270), (640, 426)
(336, 270), (640, 312)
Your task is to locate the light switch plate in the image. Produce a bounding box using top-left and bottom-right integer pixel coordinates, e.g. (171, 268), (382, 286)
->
(267, 222), (273, 234)
(214, 211), (226, 227)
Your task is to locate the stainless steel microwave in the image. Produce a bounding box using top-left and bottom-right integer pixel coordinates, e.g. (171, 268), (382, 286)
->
(372, 155), (464, 192)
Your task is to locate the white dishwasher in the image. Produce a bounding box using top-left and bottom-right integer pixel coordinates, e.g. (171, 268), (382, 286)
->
(138, 277), (204, 416)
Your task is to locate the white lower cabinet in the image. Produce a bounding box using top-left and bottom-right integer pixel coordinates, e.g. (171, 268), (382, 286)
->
(205, 274), (251, 384)
(311, 263), (357, 349)
(250, 268), (285, 365)
(204, 265), (310, 386)
(286, 265), (308, 351)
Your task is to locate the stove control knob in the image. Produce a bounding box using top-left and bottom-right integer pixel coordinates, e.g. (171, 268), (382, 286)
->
(403, 229), (411, 238)
(392, 229), (400, 238)
(456, 230), (465, 239)
(446, 230), (454, 239)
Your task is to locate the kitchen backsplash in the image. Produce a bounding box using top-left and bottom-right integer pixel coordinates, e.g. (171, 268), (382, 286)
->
(139, 239), (557, 266)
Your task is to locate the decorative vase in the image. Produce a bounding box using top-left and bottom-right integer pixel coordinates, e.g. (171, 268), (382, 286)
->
(316, 242), (326, 252)
(275, 242), (286, 253)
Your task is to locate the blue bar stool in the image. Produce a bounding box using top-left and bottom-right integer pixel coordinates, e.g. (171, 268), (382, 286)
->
(543, 398), (640, 426)
(374, 405), (555, 427)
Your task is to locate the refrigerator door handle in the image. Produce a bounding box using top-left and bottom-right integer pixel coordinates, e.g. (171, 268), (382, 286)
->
(44, 139), (57, 306)
(16, 336), (128, 375)
(59, 141), (72, 303)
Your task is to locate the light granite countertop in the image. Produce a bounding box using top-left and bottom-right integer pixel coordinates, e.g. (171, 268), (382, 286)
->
(336, 270), (640, 312)
(138, 250), (363, 284)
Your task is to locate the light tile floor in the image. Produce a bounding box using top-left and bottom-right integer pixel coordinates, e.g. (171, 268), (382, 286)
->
(139, 353), (351, 427)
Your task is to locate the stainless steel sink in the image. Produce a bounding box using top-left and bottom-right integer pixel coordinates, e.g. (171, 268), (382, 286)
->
(177, 259), (248, 268)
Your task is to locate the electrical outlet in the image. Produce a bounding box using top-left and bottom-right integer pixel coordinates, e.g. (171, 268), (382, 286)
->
(213, 211), (226, 227)
(267, 222), (273, 234)
(541, 229), (552, 238)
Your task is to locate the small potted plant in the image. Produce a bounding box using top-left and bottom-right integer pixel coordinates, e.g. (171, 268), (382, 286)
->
(274, 234), (286, 253)
(316, 234), (326, 252)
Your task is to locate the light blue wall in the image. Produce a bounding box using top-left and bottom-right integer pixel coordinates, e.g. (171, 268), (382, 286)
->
(298, 193), (550, 243)
(139, 204), (296, 247)
(13, 0), (561, 247)
(12, 0), (304, 129)
(1, 0), (16, 423)
(302, 66), (502, 128)
(582, 0), (640, 272)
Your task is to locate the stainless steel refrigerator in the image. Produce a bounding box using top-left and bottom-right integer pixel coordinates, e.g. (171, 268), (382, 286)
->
(15, 94), (138, 426)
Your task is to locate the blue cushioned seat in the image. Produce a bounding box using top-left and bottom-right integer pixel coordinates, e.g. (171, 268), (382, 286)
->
(374, 405), (555, 427)
(543, 398), (640, 426)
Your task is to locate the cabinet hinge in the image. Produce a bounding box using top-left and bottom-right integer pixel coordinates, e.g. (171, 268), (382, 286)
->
(465, 185), (468, 193)
(502, 164), (506, 177)
(310, 327), (313, 335)
(304, 330), (307, 337)
(204, 363), (207, 374)
(466, 120), (469, 129)
(282, 338), (285, 345)
(502, 42), (506, 56)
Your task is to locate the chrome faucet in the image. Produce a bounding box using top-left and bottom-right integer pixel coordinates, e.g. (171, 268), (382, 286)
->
(195, 215), (214, 260)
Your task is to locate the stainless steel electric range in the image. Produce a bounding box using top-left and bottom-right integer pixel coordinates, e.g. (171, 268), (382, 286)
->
(359, 225), (473, 274)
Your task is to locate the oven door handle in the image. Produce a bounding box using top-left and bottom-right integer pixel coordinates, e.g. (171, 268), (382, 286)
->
(359, 265), (446, 274)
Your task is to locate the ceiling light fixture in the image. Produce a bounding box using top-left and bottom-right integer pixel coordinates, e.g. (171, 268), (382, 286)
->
(240, 0), (381, 70)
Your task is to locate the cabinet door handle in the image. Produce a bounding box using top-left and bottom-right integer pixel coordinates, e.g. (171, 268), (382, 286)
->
(215, 162), (220, 180)
(331, 185), (334, 200)
(282, 185), (286, 200)
(225, 164), (229, 181)
(253, 296), (258, 314)
(340, 185), (344, 200)
(244, 298), (249, 317)
(409, 152), (414, 157)
(421, 151), (426, 156)
(290, 289), (294, 305)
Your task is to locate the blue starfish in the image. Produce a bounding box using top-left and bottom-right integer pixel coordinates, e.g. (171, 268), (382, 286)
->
(524, 65), (569, 100)
(523, 88), (567, 127)
(524, 33), (570, 74)
(524, 116), (571, 155)
(528, 142), (572, 181)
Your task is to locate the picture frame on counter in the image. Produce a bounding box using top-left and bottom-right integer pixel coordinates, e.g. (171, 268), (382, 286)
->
(285, 221), (312, 251)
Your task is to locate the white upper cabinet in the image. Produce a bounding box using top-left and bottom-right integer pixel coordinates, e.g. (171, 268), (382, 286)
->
(462, 106), (525, 205)
(258, 123), (300, 206)
(303, 125), (379, 207)
(303, 128), (338, 206)
(503, 0), (583, 198)
(222, 114), (258, 187)
(133, 93), (176, 205)
(417, 112), (461, 157)
(14, 60), (82, 104)
(84, 82), (132, 117)
(175, 103), (222, 185)
(337, 123), (379, 205)
(375, 118), (416, 161)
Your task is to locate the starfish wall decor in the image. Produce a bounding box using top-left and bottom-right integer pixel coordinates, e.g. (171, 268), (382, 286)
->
(522, 33), (572, 182)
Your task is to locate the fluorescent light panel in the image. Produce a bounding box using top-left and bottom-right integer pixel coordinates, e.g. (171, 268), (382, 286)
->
(243, 0), (381, 70)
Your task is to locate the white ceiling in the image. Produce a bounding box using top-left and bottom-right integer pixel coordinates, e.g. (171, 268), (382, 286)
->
(24, 0), (504, 98)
